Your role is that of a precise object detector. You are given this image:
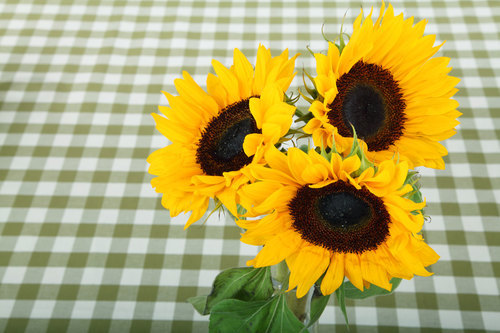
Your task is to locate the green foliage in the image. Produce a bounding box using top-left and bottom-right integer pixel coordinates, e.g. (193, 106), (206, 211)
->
(308, 287), (330, 328)
(188, 267), (274, 315)
(335, 281), (349, 328)
(209, 294), (307, 333)
(343, 278), (402, 300)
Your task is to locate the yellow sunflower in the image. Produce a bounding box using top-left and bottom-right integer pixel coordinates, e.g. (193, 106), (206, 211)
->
(237, 145), (439, 298)
(147, 46), (298, 229)
(304, 1), (461, 169)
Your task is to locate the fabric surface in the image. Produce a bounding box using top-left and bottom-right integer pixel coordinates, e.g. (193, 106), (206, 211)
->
(1, 0), (499, 332)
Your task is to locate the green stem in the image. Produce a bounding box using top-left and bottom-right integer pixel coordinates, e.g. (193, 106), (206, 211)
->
(274, 260), (289, 288)
(272, 261), (312, 324)
(286, 289), (311, 324)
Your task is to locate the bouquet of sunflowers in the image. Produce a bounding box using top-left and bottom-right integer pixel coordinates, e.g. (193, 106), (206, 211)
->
(147, 2), (460, 331)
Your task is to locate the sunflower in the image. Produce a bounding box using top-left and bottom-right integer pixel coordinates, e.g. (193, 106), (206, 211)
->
(147, 46), (298, 229)
(304, 1), (461, 169)
(237, 144), (439, 298)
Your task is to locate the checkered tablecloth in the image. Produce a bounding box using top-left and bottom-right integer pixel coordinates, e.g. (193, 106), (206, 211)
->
(1, 0), (499, 332)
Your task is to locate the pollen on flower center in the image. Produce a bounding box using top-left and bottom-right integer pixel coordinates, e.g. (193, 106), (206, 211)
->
(214, 118), (255, 161)
(289, 180), (391, 253)
(317, 191), (372, 229)
(327, 61), (406, 152)
(342, 84), (386, 139)
(196, 97), (261, 176)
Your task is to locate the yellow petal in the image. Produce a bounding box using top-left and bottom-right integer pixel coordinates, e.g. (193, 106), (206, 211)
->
(320, 253), (345, 295)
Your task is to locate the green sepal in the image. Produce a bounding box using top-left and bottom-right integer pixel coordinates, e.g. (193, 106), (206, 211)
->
(334, 280), (349, 328)
(345, 125), (374, 178)
(187, 267), (274, 315)
(295, 110), (314, 124)
(285, 92), (300, 106)
(321, 23), (333, 43)
(308, 286), (330, 328)
(402, 171), (425, 215)
(343, 278), (403, 300)
(300, 69), (319, 103)
(209, 294), (308, 333)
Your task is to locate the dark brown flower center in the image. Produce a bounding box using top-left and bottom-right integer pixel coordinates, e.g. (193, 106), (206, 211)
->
(196, 98), (261, 176)
(288, 180), (390, 253)
(327, 61), (406, 152)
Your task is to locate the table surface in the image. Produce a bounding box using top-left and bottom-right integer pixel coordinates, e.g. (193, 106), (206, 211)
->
(1, 0), (499, 332)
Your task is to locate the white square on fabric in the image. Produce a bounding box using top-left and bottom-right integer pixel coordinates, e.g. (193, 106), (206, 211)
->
(439, 310), (463, 329)
(52, 237), (76, 253)
(92, 112), (111, 126)
(239, 242), (259, 256)
(2, 266), (27, 283)
(44, 157), (64, 170)
(120, 268), (143, 285)
(25, 208), (48, 223)
(467, 245), (491, 262)
(89, 237), (112, 253)
(0, 300), (15, 318)
(0, 181), (22, 195)
(98, 209), (119, 224)
(444, 139), (466, 153)
(431, 245), (451, 261)
(14, 236), (38, 252)
(396, 308), (420, 327)
(127, 238), (149, 254)
(480, 140), (500, 153)
(52, 134), (73, 147)
(482, 311), (500, 331)
(81, 267), (104, 285)
(30, 300), (56, 318)
(97, 92), (117, 104)
(117, 135), (138, 148)
(112, 301), (136, 319)
(165, 239), (186, 255)
(133, 209), (155, 225)
(62, 209), (84, 224)
(396, 281), (416, 293)
(35, 181), (57, 196)
(105, 182), (127, 198)
(354, 307), (377, 326)
(84, 135), (105, 148)
(456, 189), (477, 204)
(20, 133), (40, 146)
(41, 267), (66, 285)
(153, 302), (175, 320)
(432, 276), (457, 294)
(160, 269), (181, 287)
(111, 158), (132, 172)
(78, 157), (98, 171)
(71, 301), (95, 319)
(198, 270), (219, 287)
(202, 239), (223, 255)
(29, 111), (48, 124)
(474, 277), (499, 296)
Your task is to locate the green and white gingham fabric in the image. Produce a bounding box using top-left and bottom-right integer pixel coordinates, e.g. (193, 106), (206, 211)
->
(1, 0), (499, 332)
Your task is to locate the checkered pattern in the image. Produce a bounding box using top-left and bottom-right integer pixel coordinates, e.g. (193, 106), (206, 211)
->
(1, 0), (499, 332)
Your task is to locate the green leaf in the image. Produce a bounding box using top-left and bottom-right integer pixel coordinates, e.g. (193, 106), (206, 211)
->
(209, 294), (307, 333)
(188, 295), (208, 315)
(335, 281), (349, 327)
(188, 267), (274, 315)
(343, 278), (402, 300)
(308, 287), (330, 327)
